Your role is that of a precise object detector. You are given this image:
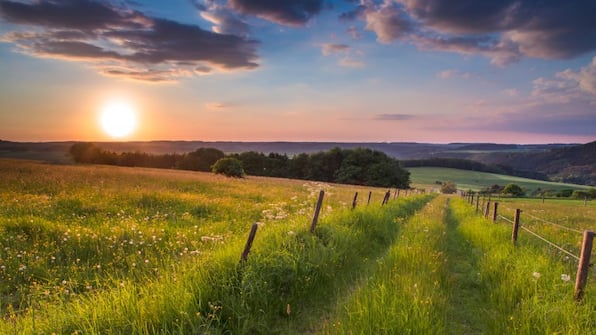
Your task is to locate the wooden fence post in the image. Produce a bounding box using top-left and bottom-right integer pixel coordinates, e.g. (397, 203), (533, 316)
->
(492, 202), (499, 223)
(512, 209), (521, 245)
(367, 191), (372, 205)
(351, 192), (358, 210)
(310, 190), (325, 233)
(393, 188), (398, 200)
(397, 189), (400, 198)
(484, 201), (491, 219)
(475, 195), (480, 214)
(382, 190), (390, 205)
(574, 230), (595, 301)
(240, 223), (258, 263)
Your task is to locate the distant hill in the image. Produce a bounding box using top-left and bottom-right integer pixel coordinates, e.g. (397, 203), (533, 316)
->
(486, 141), (596, 186)
(1, 140), (593, 186)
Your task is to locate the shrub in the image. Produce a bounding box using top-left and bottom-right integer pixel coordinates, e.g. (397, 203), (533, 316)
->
(440, 181), (457, 194)
(502, 183), (524, 197)
(212, 158), (245, 177)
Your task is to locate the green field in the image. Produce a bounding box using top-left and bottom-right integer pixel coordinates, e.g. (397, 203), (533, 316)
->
(408, 166), (591, 193)
(1, 159), (594, 334)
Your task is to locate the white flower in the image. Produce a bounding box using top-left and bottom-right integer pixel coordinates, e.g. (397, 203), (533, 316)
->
(532, 272), (541, 279)
(561, 274), (571, 282)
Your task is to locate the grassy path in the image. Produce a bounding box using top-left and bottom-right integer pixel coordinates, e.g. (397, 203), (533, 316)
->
(321, 196), (499, 334)
(443, 199), (492, 334)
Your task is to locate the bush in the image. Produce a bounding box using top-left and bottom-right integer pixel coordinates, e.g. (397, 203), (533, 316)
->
(440, 181), (457, 194)
(212, 158), (245, 177)
(502, 183), (524, 197)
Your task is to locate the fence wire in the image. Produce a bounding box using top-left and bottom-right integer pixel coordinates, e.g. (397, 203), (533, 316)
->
(519, 226), (581, 262)
(498, 215), (514, 224)
(523, 212), (584, 234)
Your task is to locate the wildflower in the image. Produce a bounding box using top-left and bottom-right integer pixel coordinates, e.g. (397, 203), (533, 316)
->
(532, 272), (541, 279)
(288, 230), (295, 236)
(561, 274), (571, 282)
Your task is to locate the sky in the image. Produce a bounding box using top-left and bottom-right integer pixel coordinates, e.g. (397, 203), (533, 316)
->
(0, 0), (595, 144)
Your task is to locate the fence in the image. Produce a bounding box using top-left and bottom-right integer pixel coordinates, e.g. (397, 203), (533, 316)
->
(461, 192), (594, 301)
(240, 187), (414, 263)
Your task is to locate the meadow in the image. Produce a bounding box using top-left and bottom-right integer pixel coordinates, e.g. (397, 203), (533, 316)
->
(0, 159), (594, 334)
(408, 166), (591, 194)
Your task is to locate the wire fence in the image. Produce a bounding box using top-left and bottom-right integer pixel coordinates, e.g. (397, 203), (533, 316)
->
(498, 212), (582, 261)
(523, 212), (584, 234)
(519, 225), (581, 261)
(462, 193), (595, 301)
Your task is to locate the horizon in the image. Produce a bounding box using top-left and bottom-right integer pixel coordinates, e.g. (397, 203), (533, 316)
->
(1, 138), (590, 146)
(1, 1), (595, 144)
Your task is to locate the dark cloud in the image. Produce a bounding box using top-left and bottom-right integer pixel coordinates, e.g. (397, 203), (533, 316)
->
(402, 0), (517, 34)
(229, 0), (324, 26)
(354, 0), (596, 64)
(0, 0), (259, 82)
(375, 113), (415, 121)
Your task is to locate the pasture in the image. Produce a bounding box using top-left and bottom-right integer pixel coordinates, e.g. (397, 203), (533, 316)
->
(0, 159), (594, 334)
(408, 166), (591, 194)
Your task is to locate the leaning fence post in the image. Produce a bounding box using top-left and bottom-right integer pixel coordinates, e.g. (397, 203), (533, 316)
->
(492, 202), (499, 223)
(352, 192), (358, 210)
(310, 190), (325, 233)
(382, 190), (390, 205)
(512, 209), (521, 245)
(240, 223), (258, 263)
(367, 191), (372, 205)
(574, 230), (595, 301)
(484, 201), (491, 219)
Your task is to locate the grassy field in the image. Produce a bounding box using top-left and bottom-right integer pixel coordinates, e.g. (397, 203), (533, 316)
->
(408, 167), (591, 193)
(1, 159), (594, 334)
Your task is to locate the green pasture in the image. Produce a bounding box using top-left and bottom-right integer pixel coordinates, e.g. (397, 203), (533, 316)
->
(408, 167), (591, 193)
(0, 159), (594, 334)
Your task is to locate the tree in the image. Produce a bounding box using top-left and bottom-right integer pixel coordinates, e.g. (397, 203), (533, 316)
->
(502, 183), (524, 197)
(212, 158), (245, 177)
(440, 181), (457, 194)
(176, 148), (224, 171)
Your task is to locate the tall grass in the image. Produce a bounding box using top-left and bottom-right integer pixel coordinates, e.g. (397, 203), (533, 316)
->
(322, 197), (595, 334)
(0, 159), (430, 334)
(321, 196), (449, 334)
(449, 198), (595, 334)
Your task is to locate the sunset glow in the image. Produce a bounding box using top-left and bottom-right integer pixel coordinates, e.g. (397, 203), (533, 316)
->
(0, 0), (594, 144)
(100, 101), (137, 138)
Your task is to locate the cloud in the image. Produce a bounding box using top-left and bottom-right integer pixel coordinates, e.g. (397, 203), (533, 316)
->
(350, 0), (596, 64)
(363, 1), (415, 44)
(228, 0), (324, 26)
(320, 42), (365, 68)
(321, 43), (350, 56)
(530, 57), (596, 105)
(196, 1), (250, 37)
(437, 69), (470, 79)
(375, 113), (415, 120)
(347, 26), (361, 39)
(205, 102), (229, 110)
(501, 88), (519, 97)
(0, 0), (259, 82)
(339, 57), (365, 68)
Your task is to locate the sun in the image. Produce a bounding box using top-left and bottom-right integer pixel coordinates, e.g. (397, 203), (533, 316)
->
(100, 101), (137, 138)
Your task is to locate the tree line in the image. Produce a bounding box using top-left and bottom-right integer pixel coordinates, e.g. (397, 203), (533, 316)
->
(69, 143), (410, 188)
(402, 158), (549, 181)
